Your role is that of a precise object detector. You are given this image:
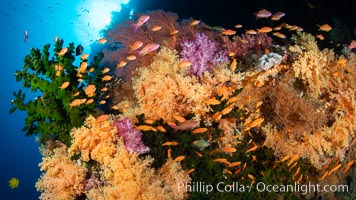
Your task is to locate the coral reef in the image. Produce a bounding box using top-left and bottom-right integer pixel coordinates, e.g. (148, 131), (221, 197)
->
(37, 114), (190, 200)
(12, 8), (356, 200)
(262, 33), (356, 169)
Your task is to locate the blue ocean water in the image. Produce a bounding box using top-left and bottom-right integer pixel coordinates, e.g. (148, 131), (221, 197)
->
(0, 0), (355, 199)
(0, 0), (129, 199)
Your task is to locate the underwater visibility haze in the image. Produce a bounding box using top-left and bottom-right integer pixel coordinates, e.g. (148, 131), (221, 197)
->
(1, 0), (356, 199)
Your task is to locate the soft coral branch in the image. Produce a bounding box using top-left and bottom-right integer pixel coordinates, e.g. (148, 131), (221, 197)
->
(180, 32), (228, 76)
(114, 117), (150, 154)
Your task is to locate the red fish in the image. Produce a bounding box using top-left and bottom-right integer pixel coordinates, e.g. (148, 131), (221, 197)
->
(255, 9), (272, 19)
(169, 120), (200, 131)
(24, 30), (28, 43)
(132, 15), (150, 31)
(348, 40), (356, 50)
(137, 43), (160, 56)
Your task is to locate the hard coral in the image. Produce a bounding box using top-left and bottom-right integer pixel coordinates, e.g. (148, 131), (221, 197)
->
(180, 32), (228, 76)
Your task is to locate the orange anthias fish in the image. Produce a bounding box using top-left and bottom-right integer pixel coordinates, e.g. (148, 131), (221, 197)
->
(69, 98), (86, 108)
(204, 98), (220, 105)
(84, 84), (96, 97)
(151, 25), (162, 32)
(222, 29), (236, 36)
(101, 67), (110, 74)
(316, 34), (325, 40)
(132, 15), (150, 31)
(80, 53), (89, 60)
(178, 61), (192, 68)
(58, 48), (68, 56)
(86, 99), (94, 105)
(116, 61), (127, 68)
(137, 43), (160, 56)
(127, 55), (137, 61)
(271, 11), (285, 21)
(272, 32), (286, 39)
(102, 75), (112, 81)
(191, 19), (200, 26)
(96, 114), (109, 123)
(98, 38), (107, 44)
(130, 40), (144, 51)
(173, 155), (185, 162)
(59, 81), (70, 90)
(77, 61), (88, 73)
(162, 141), (179, 146)
(257, 26), (273, 33)
(318, 24), (332, 32)
(245, 29), (257, 35)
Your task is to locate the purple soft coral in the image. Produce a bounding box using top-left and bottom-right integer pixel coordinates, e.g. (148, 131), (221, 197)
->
(114, 117), (150, 154)
(180, 32), (228, 76)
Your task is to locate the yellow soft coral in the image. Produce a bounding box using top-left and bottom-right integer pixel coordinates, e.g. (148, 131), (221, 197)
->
(36, 144), (87, 200)
(263, 39), (356, 169)
(132, 46), (212, 121)
(157, 159), (191, 200)
(86, 141), (190, 200)
(132, 46), (242, 122)
(289, 33), (334, 98)
(68, 115), (118, 164)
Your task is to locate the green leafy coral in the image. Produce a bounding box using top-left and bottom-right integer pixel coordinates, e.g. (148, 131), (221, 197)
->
(10, 39), (106, 145)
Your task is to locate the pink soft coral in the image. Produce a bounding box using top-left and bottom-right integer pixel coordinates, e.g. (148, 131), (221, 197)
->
(180, 32), (228, 76)
(114, 117), (150, 154)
